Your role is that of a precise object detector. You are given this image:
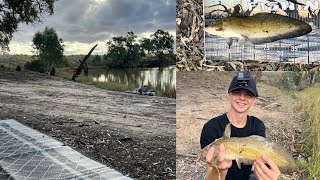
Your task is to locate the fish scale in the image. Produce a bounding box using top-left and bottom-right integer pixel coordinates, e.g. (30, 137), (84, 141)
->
(201, 124), (298, 174)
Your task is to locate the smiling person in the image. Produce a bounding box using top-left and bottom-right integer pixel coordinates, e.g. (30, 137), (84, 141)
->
(200, 72), (281, 180)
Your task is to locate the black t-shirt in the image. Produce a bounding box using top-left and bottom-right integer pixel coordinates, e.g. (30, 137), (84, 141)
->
(200, 113), (266, 180)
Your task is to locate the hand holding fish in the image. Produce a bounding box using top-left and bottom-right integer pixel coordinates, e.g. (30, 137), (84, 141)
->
(205, 144), (232, 180)
(254, 155), (281, 180)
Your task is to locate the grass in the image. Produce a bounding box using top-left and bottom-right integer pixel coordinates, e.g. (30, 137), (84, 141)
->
(297, 83), (320, 179)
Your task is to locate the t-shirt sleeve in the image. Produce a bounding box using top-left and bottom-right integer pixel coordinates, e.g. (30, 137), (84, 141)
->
(200, 121), (219, 149)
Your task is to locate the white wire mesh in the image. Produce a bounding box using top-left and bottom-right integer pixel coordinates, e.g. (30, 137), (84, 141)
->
(0, 119), (132, 180)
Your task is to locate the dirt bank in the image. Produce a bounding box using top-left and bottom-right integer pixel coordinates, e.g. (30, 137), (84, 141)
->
(0, 70), (176, 179)
(176, 71), (304, 179)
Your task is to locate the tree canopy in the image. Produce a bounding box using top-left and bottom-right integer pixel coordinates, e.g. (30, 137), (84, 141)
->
(0, 0), (56, 51)
(105, 30), (174, 68)
(106, 31), (145, 68)
(140, 29), (174, 57)
(32, 27), (64, 67)
(150, 29), (174, 56)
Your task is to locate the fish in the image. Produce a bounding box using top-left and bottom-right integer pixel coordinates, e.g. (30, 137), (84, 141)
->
(200, 123), (298, 174)
(204, 13), (312, 48)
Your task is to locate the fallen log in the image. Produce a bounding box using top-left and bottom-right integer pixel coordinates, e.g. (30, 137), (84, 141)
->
(72, 44), (98, 81)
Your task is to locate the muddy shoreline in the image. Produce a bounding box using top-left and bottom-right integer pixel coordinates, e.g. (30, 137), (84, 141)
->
(0, 70), (176, 179)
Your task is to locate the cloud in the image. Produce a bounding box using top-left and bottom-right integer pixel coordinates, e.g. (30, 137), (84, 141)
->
(9, 0), (176, 55)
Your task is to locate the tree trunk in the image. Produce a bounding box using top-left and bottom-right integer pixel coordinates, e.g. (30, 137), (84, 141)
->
(72, 44), (98, 81)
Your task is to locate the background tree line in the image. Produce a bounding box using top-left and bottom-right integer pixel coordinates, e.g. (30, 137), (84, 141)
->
(104, 30), (175, 68)
(1, 0), (175, 72)
(25, 28), (175, 72)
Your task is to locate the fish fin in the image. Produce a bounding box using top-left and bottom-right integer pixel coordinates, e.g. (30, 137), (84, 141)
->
(241, 158), (254, 165)
(241, 35), (250, 40)
(223, 123), (231, 138)
(236, 158), (241, 169)
(225, 38), (233, 49)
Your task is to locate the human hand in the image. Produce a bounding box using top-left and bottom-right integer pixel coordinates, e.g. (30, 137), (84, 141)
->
(254, 155), (281, 180)
(206, 144), (232, 175)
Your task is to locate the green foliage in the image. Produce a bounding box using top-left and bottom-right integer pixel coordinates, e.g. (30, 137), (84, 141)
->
(298, 84), (320, 179)
(26, 59), (47, 73)
(32, 27), (65, 69)
(140, 30), (175, 66)
(57, 58), (70, 68)
(92, 55), (102, 65)
(105, 30), (174, 68)
(0, 0), (56, 50)
(158, 53), (176, 66)
(140, 37), (153, 55)
(105, 31), (145, 68)
(150, 29), (174, 57)
(279, 72), (320, 91)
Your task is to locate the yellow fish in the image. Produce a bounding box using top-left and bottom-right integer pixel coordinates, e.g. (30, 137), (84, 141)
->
(201, 123), (298, 174)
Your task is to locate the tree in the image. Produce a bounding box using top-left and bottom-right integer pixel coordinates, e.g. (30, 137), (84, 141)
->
(106, 31), (145, 68)
(32, 27), (64, 67)
(92, 55), (102, 65)
(140, 37), (153, 55)
(0, 0), (56, 51)
(72, 44), (98, 81)
(150, 29), (174, 57)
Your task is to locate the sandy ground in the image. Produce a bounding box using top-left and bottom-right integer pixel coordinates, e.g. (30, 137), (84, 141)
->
(176, 71), (304, 179)
(0, 70), (176, 179)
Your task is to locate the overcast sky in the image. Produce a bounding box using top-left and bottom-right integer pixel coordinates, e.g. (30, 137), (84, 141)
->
(9, 0), (176, 55)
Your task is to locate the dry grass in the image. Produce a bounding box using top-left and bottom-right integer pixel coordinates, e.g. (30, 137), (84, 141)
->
(176, 0), (204, 71)
(297, 84), (320, 179)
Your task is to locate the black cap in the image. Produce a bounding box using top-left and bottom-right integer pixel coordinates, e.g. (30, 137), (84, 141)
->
(228, 75), (258, 97)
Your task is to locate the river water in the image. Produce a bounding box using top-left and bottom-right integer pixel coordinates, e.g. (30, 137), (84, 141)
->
(89, 65), (176, 97)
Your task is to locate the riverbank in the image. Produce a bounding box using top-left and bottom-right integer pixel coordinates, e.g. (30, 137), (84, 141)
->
(56, 66), (176, 98)
(0, 69), (176, 179)
(0, 55), (176, 98)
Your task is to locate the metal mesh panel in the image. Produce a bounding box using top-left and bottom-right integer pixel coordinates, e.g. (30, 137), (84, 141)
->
(0, 120), (132, 180)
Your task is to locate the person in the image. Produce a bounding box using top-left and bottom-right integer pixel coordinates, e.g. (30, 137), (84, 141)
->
(200, 72), (281, 180)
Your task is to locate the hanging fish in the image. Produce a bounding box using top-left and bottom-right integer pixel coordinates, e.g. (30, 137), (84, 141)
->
(204, 13), (312, 48)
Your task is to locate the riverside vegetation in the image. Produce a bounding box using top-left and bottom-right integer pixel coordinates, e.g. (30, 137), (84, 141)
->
(278, 71), (320, 179)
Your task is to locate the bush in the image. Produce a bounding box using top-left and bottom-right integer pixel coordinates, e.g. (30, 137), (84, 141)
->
(56, 58), (69, 68)
(279, 72), (320, 91)
(25, 60), (47, 73)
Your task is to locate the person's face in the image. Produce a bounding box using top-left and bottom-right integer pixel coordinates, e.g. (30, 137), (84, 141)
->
(228, 89), (256, 113)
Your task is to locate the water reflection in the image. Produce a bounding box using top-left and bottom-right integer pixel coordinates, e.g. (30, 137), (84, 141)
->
(91, 66), (176, 97)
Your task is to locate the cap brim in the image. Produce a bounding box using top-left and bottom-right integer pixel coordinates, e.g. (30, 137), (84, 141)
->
(228, 86), (258, 97)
